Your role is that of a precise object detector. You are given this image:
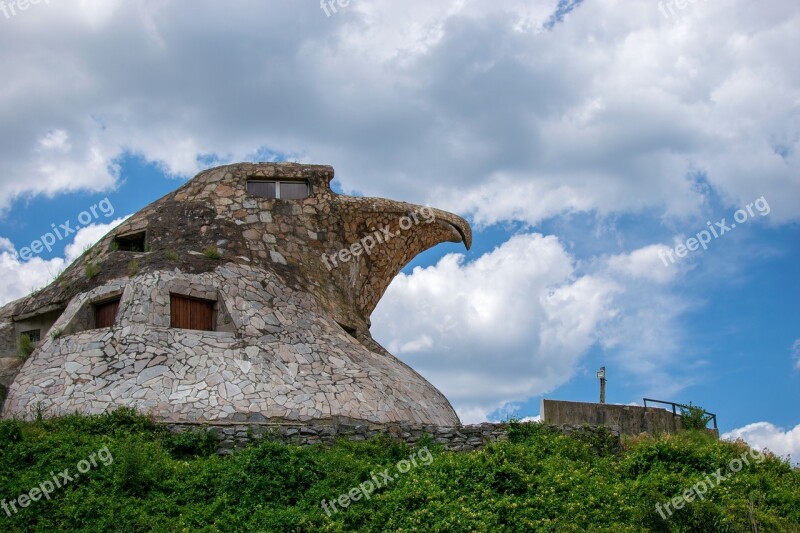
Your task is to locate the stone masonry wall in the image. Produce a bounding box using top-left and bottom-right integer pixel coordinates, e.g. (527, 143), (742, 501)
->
(4, 265), (459, 426)
(164, 422), (621, 454)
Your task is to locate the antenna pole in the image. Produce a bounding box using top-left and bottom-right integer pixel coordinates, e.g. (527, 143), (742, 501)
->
(596, 367), (606, 404)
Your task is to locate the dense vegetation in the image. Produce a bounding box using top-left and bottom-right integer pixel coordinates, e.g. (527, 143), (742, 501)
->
(0, 409), (798, 532)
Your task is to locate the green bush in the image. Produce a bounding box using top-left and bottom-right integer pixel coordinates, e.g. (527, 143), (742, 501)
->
(114, 437), (160, 496)
(84, 262), (101, 279)
(161, 428), (218, 459)
(127, 258), (140, 277)
(16, 334), (34, 361)
(0, 411), (797, 531)
(681, 402), (713, 430)
(203, 245), (222, 260)
(0, 419), (23, 450)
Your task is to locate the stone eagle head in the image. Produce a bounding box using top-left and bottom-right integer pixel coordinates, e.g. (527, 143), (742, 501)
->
(1, 163), (471, 426)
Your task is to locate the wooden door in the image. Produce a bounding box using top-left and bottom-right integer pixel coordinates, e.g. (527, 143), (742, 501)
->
(170, 294), (214, 331)
(95, 299), (120, 328)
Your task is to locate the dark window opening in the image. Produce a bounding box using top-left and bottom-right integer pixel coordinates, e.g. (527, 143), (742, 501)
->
(94, 298), (121, 329)
(114, 231), (147, 252)
(338, 323), (358, 339)
(21, 329), (41, 343)
(247, 180), (308, 200)
(170, 294), (215, 331)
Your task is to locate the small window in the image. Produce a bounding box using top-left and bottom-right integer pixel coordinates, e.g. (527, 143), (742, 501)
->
(247, 180), (308, 200)
(170, 294), (215, 331)
(94, 298), (120, 329)
(21, 329), (41, 344)
(280, 182), (309, 200)
(114, 231), (147, 252)
(246, 181), (276, 198)
(338, 323), (358, 339)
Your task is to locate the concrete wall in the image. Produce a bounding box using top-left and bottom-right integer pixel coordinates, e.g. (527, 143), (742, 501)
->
(541, 399), (693, 436)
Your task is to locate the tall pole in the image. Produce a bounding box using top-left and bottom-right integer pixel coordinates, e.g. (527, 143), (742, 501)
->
(597, 367), (606, 404)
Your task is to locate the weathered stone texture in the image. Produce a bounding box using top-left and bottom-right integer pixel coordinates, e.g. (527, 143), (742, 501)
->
(1, 163), (471, 426)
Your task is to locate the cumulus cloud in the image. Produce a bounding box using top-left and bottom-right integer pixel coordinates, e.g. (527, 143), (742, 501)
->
(723, 422), (800, 466)
(371, 234), (704, 422)
(606, 244), (681, 284)
(0, 217), (128, 306)
(372, 233), (621, 422)
(0, 0), (797, 227)
(1, 0), (795, 426)
(793, 340), (800, 369)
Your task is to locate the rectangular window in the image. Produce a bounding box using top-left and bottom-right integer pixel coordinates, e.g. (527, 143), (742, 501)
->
(279, 182), (309, 199)
(247, 181), (277, 199)
(94, 298), (121, 329)
(114, 231), (147, 252)
(247, 180), (308, 200)
(170, 294), (214, 331)
(21, 329), (41, 343)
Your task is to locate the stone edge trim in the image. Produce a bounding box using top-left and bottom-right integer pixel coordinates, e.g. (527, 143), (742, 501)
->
(164, 422), (622, 454)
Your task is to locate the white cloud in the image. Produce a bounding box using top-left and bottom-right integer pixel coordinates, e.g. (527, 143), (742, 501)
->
(0, 216), (128, 306)
(606, 244), (681, 285)
(0, 0), (797, 227)
(372, 233), (620, 423)
(0, 0), (795, 428)
(371, 235), (706, 422)
(723, 422), (800, 466)
(792, 340), (800, 369)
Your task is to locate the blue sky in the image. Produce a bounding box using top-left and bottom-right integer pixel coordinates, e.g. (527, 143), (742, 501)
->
(0, 0), (798, 461)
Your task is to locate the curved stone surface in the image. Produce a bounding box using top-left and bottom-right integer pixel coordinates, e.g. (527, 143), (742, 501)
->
(1, 163), (471, 425)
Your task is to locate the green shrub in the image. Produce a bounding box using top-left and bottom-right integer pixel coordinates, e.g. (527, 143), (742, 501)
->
(84, 262), (101, 279)
(203, 245), (222, 260)
(681, 402), (713, 430)
(128, 258), (140, 277)
(17, 333), (35, 360)
(0, 419), (23, 450)
(162, 429), (218, 459)
(114, 437), (160, 496)
(0, 412), (797, 531)
(164, 249), (178, 261)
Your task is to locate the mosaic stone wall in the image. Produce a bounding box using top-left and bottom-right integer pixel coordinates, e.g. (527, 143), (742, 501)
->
(4, 266), (459, 425)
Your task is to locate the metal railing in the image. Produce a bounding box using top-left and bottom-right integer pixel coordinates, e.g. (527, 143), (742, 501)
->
(643, 398), (717, 430)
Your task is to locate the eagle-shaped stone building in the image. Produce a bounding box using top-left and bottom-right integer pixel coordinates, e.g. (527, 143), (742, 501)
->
(0, 163), (471, 426)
